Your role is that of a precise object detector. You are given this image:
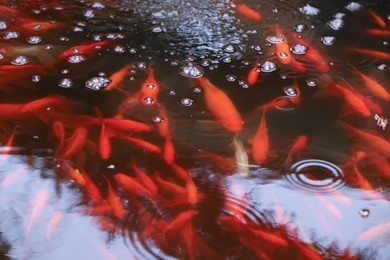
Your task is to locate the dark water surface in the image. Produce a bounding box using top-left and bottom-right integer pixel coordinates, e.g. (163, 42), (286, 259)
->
(0, 0), (389, 259)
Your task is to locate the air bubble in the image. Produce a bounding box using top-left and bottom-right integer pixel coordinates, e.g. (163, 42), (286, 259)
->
(284, 87), (297, 96)
(222, 44), (236, 53)
(146, 84), (155, 89)
(85, 77), (111, 90)
(179, 63), (204, 78)
(180, 98), (194, 107)
(0, 20), (8, 30)
(345, 2), (362, 11)
(377, 64), (386, 70)
(58, 78), (73, 88)
(84, 9), (95, 18)
(299, 4), (320, 16)
(92, 2), (106, 9)
(193, 87), (202, 93)
(200, 59), (212, 67)
(261, 61), (277, 72)
(321, 36), (336, 46)
(306, 79), (317, 87)
(294, 24), (306, 33)
(114, 45), (126, 53)
(3, 31), (20, 40)
(226, 74), (237, 82)
(31, 75), (41, 83)
(266, 36), (284, 44)
(291, 44), (307, 55)
(67, 55), (86, 64)
(143, 97), (155, 105)
(359, 209), (370, 217)
(222, 56), (232, 63)
(61, 69), (69, 75)
(152, 116), (163, 123)
(11, 55), (29, 65)
(27, 36), (42, 44)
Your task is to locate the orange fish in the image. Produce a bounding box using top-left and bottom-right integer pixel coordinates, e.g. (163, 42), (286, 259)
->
(170, 163), (190, 181)
(186, 174), (198, 206)
(367, 8), (386, 28)
(140, 66), (161, 106)
(193, 77), (244, 133)
(358, 221), (390, 241)
(249, 228), (288, 247)
(17, 18), (62, 33)
(82, 170), (102, 202)
(95, 108), (111, 160)
(340, 122), (390, 155)
(292, 33), (329, 72)
(46, 211), (63, 242)
(131, 160), (158, 195)
(57, 40), (115, 60)
(0, 6), (21, 18)
(20, 95), (73, 114)
(104, 177), (125, 220)
(247, 60), (260, 85)
(235, 3), (262, 21)
(105, 65), (130, 91)
(116, 132), (161, 154)
(271, 25), (292, 65)
(366, 29), (390, 37)
(350, 66), (390, 101)
(114, 173), (153, 197)
(52, 121), (65, 149)
(0, 104), (24, 120)
(284, 135), (308, 166)
(345, 47), (390, 59)
(60, 127), (88, 160)
(2, 127), (17, 155)
(252, 110), (269, 164)
(61, 161), (86, 186)
(163, 136), (175, 165)
(26, 189), (49, 238)
(48, 112), (99, 128)
(102, 118), (151, 133)
(164, 209), (197, 233)
(153, 172), (186, 196)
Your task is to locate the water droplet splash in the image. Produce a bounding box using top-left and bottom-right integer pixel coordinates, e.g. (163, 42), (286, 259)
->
(285, 159), (346, 192)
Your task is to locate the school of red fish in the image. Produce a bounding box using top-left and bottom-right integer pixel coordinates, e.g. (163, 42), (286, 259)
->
(0, 1), (389, 259)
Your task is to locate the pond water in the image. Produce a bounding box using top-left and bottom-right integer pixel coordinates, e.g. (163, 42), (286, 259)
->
(0, 0), (389, 259)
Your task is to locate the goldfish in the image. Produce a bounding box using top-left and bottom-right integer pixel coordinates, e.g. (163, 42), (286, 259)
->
(247, 60), (260, 85)
(366, 29), (390, 37)
(26, 189), (49, 238)
(17, 18), (62, 33)
(291, 33), (329, 72)
(249, 228), (288, 248)
(193, 77), (244, 133)
(358, 221), (390, 241)
(163, 136), (175, 165)
(57, 40), (115, 60)
(59, 127), (88, 160)
(52, 121), (65, 150)
(235, 3), (262, 21)
(116, 132), (161, 154)
(252, 110), (269, 164)
(46, 211), (63, 242)
(104, 177), (125, 220)
(0, 104), (24, 120)
(350, 66), (390, 101)
(367, 8), (386, 28)
(102, 118), (151, 133)
(232, 137), (249, 177)
(82, 170), (102, 202)
(170, 163), (190, 181)
(345, 48), (390, 59)
(61, 161), (86, 186)
(140, 66), (161, 106)
(1, 127), (16, 155)
(164, 209), (197, 233)
(114, 173), (153, 197)
(95, 108), (111, 160)
(105, 65), (130, 91)
(283, 135), (308, 166)
(270, 25), (292, 65)
(131, 160), (158, 195)
(186, 173), (198, 206)
(20, 95), (73, 114)
(48, 112), (99, 128)
(153, 172), (186, 196)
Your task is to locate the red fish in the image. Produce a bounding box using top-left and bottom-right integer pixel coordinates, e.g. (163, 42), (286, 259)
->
(284, 135), (308, 166)
(271, 25), (292, 65)
(1, 127), (17, 155)
(350, 66), (390, 101)
(0, 104), (24, 120)
(131, 160), (158, 195)
(102, 118), (151, 133)
(164, 209), (197, 233)
(95, 108), (111, 160)
(114, 173), (153, 197)
(60, 127), (88, 160)
(153, 172), (186, 196)
(17, 18), (62, 33)
(170, 163), (190, 181)
(140, 66), (161, 106)
(116, 132), (161, 154)
(48, 112), (99, 128)
(249, 228), (288, 248)
(163, 136), (175, 165)
(52, 121), (65, 149)
(82, 170), (102, 202)
(252, 110), (269, 164)
(193, 77), (244, 133)
(61, 161), (86, 186)
(186, 174), (198, 206)
(104, 177), (125, 220)
(57, 40), (115, 60)
(247, 60), (260, 85)
(235, 3), (262, 21)
(26, 189), (49, 238)
(46, 211), (63, 242)
(366, 29), (390, 37)
(345, 48), (390, 59)
(105, 65), (130, 91)
(292, 33), (329, 72)
(20, 95), (73, 114)
(367, 8), (387, 28)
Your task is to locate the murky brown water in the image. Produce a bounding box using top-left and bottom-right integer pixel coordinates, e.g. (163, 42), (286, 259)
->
(0, 0), (389, 259)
